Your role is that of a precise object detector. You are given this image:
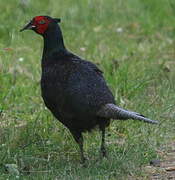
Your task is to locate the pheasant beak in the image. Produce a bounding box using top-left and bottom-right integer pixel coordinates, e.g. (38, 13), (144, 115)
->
(20, 21), (36, 32)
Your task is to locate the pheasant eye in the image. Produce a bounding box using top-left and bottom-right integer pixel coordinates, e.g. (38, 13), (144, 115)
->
(38, 20), (46, 24)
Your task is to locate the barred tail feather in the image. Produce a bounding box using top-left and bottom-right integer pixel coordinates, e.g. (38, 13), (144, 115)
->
(97, 104), (158, 124)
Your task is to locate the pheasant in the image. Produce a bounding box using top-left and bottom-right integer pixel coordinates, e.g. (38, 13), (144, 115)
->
(20, 16), (158, 163)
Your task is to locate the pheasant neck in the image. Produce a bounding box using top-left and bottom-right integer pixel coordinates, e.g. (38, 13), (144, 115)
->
(42, 24), (66, 57)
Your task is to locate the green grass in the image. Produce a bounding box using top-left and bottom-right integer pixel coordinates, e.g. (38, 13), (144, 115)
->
(1, 0), (175, 179)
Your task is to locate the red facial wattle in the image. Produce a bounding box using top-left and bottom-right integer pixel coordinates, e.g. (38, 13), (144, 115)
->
(33, 16), (50, 34)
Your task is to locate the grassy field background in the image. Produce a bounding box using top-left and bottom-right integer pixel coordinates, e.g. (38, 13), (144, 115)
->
(0, 0), (175, 179)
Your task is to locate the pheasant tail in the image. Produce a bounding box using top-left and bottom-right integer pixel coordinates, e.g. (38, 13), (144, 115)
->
(97, 104), (158, 124)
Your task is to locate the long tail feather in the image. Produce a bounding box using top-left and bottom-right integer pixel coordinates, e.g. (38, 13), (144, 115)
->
(97, 104), (158, 124)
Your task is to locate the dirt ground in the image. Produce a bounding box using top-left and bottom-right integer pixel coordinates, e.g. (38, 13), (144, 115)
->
(145, 141), (175, 180)
(129, 141), (175, 180)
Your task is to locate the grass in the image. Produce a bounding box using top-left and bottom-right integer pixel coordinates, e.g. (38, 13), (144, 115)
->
(0, 0), (175, 179)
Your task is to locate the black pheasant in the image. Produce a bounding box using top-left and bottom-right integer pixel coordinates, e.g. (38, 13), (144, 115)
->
(20, 16), (158, 163)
